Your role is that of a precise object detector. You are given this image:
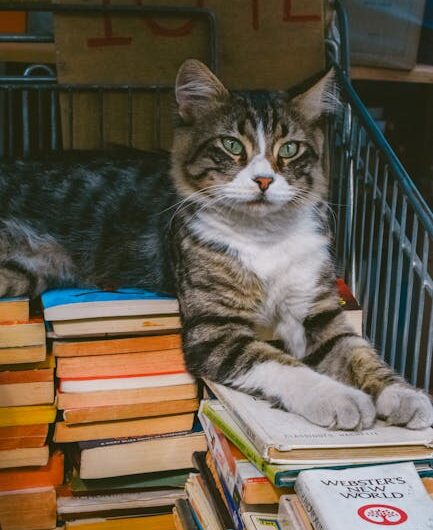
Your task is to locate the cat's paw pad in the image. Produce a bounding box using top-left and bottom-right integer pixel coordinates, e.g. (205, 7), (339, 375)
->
(376, 384), (433, 429)
(301, 381), (376, 430)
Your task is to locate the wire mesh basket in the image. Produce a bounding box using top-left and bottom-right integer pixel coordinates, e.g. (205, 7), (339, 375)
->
(1, 1), (432, 390)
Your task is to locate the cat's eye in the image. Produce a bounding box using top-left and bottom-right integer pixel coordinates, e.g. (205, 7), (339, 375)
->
(278, 141), (300, 159)
(222, 137), (244, 156)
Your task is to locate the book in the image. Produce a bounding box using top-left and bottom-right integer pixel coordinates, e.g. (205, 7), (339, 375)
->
(52, 333), (181, 357)
(0, 318), (45, 347)
(54, 412), (196, 443)
(0, 344), (46, 365)
(0, 424), (48, 450)
(0, 296), (29, 323)
(277, 496), (312, 530)
(63, 398), (199, 424)
(0, 445), (49, 468)
(79, 431), (207, 479)
(0, 450), (64, 491)
(173, 498), (199, 530)
(207, 382), (433, 465)
(63, 513), (176, 529)
(70, 469), (190, 495)
(0, 403), (56, 427)
(59, 372), (195, 393)
(192, 451), (234, 529)
(57, 383), (198, 410)
(242, 512), (283, 530)
(200, 405), (290, 503)
(41, 287), (178, 321)
(185, 472), (224, 530)
(56, 348), (185, 379)
(0, 487), (57, 530)
(51, 315), (181, 338)
(0, 353), (55, 407)
(57, 489), (186, 518)
(292, 462), (433, 529)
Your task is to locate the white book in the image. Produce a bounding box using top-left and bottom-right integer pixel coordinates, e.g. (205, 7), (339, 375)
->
(289, 462), (433, 530)
(207, 382), (433, 464)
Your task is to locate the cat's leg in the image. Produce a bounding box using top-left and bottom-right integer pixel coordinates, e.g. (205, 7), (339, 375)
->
(177, 245), (376, 430)
(302, 288), (433, 429)
(0, 220), (75, 297)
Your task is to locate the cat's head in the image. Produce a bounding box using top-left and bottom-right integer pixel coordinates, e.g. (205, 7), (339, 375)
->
(171, 59), (338, 219)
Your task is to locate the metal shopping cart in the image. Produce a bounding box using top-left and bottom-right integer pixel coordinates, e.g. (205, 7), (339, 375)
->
(0, 1), (432, 390)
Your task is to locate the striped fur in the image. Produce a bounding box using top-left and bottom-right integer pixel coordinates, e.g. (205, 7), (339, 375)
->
(0, 60), (431, 430)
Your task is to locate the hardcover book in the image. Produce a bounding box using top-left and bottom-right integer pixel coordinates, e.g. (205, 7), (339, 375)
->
(207, 382), (433, 465)
(41, 287), (178, 321)
(291, 462), (433, 529)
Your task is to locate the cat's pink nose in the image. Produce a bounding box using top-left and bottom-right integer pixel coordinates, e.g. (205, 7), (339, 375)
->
(254, 176), (273, 192)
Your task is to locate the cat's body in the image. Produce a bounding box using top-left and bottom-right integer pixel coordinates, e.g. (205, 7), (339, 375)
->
(1, 60), (432, 431)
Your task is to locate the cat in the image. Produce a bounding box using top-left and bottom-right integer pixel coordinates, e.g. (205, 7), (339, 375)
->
(0, 59), (432, 431)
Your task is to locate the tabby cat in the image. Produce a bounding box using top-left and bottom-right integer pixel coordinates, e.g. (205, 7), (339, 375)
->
(1, 60), (431, 430)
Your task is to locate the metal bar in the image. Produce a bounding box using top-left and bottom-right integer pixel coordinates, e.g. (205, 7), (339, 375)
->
(400, 215), (418, 377)
(389, 198), (407, 368)
(411, 232), (429, 385)
(424, 307), (433, 391)
(333, 0), (350, 75)
(50, 91), (58, 151)
(38, 89), (44, 152)
(0, 35), (52, 43)
(154, 88), (161, 151)
(127, 89), (133, 148)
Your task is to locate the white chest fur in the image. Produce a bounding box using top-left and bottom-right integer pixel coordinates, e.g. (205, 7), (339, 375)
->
(190, 207), (329, 357)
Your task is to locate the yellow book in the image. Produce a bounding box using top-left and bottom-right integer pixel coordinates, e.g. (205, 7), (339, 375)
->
(65, 514), (176, 530)
(0, 403), (57, 427)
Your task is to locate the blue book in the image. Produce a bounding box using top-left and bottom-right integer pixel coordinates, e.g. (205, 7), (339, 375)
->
(41, 288), (178, 321)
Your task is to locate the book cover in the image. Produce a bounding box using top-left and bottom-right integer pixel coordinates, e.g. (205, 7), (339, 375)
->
(242, 512), (283, 530)
(0, 445), (49, 468)
(41, 287), (178, 321)
(63, 513), (176, 530)
(0, 424), (48, 450)
(0, 318), (45, 348)
(0, 403), (57, 427)
(293, 462), (433, 529)
(207, 382), (433, 464)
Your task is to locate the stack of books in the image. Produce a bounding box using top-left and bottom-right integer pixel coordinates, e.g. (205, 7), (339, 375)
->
(41, 288), (207, 529)
(0, 296), (58, 530)
(197, 381), (433, 529)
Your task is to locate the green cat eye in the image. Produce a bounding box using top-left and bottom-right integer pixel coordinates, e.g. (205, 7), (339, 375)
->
(222, 137), (244, 156)
(278, 141), (299, 159)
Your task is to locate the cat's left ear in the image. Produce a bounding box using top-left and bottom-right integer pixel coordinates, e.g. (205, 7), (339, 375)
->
(176, 59), (229, 122)
(292, 68), (339, 122)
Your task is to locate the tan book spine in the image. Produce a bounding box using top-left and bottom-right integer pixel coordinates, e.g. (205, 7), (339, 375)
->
(0, 445), (49, 468)
(54, 412), (194, 443)
(0, 381), (54, 407)
(63, 398), (199, 424)
(0, 344), (46, 365)
(0, 319), (45, 348)
(0, 298), (29, 323)
(57, 383), (198, 409)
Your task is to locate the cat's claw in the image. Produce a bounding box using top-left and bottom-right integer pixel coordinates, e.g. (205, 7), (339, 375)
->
(297, 380), (376, 431)
(376, 384), (433, 429)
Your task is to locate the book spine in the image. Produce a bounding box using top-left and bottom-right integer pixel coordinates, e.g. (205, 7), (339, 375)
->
(295, 478), (326, 530)
(200, 403), (267, 475)
(199, 408), (245, 498)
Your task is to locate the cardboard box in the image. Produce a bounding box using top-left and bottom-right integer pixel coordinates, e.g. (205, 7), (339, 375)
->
(342, 0), (426, 70)
(53, 0), (325, 150)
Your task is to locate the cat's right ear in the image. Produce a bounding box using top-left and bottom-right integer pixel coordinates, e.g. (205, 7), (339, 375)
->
(175, 59), (228, 122)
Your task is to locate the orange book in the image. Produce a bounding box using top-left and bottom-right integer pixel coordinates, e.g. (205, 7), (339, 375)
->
(0, 487), (56, 530)
(0, 367), (53, 385)
(53, 334), (181, 357)
(0, 424), (48, 450)
(57, 382), (198, 410)
(0, 297), (29, 323)
(57, 349), (184, 379)
(63, 398), (199, 424)
(0, 450), (64, 491)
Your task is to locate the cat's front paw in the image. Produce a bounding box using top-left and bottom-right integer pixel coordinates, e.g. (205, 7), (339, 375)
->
(298, 380), (376, 430)
(376, 384), (433, 429)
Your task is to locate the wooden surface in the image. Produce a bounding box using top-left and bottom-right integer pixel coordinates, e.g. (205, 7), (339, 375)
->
(351, 64), (433, 84)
